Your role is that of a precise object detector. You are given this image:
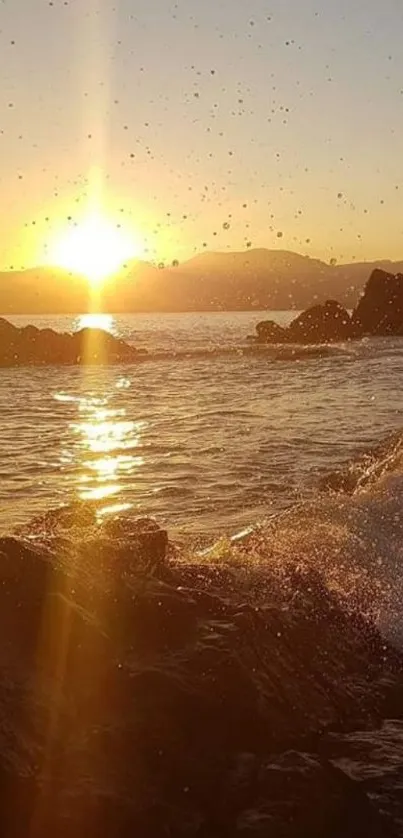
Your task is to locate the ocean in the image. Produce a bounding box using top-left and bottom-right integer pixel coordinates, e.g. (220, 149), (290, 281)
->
(2, 311), (403, 834)
(1, 311), (403, 539)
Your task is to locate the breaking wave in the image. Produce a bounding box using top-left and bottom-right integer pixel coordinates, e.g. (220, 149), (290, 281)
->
(320, 429), (403, 494)
(196, 426), (403, 649)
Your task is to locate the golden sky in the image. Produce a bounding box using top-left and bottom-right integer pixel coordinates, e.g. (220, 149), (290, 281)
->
(1, 0), (403, 271)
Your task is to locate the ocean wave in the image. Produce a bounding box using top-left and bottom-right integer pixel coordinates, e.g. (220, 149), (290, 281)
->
(132, 342), (355, 364)
(319, 429), (403, 495)
(195, 426), (403, 649)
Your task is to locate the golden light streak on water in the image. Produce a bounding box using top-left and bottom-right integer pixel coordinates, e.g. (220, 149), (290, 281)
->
(71, 400), (145, 508)
(28, 0), (123, 830)
(32, 383), (145, 832)
(77, 313), (115, 333)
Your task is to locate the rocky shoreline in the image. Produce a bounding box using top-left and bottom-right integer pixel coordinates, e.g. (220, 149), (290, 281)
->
(0, 504), (402, 836)
(0, 317), (145, 366)
(255, 268), (403, 344)
(1, 268), (403, 367)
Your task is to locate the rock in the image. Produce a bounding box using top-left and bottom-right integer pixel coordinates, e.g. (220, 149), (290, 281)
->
(0, 319), (145, 366)
(255, 301), (353, 345)
(235, 751), (393, 837)
(352, 268), (403, 336)
(0, 318), (19, 363)
(102, 516), (168, 568)
(0, 317), (16, 338)
(254, 268), (403, 344)
(288, 300), (353, 343)
(0, 517), (401, 836)
(256, 320), (287, 343)
(71, 328), (140, 363)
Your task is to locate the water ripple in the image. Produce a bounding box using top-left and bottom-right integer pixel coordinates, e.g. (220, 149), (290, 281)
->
(1, 313), (403, 536)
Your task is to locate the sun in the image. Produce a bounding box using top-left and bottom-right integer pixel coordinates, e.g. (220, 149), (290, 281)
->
(47, 213), (142, 284)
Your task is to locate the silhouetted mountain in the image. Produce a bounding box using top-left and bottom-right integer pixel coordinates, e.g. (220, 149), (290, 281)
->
(2, 250), (403, 313)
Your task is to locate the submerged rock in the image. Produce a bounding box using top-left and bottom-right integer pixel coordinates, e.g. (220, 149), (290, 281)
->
(0, 318), (145, 366)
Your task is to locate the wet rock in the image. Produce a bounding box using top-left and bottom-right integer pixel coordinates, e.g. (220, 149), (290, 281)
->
(327, 720), (403, 834)
(288, 300), (353, 343)
(352, 268), (403, 336)
(0, 513), (402, 836)
(235, 751), (394, 837)
(102, 515), (168, 568)
(255, 301), (353, 345)
(70, 327), (141, 363)
(0, 317), (17, 339)
(256, 301), (353, 345)
(0, 319), (145, 366)
(254, 269), (403, 344)
(256, 320), (287, 343)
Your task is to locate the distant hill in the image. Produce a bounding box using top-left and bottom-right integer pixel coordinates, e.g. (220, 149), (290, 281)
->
(1, 250), (403, 314)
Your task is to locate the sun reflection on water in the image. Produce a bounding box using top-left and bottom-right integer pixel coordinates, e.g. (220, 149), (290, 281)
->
(56, 385), (145, 517)
(75, 313), (115, 334)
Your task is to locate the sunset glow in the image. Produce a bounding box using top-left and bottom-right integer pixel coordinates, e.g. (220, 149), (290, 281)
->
(77, 313), (115, 333)
(47, 213), (143, 284)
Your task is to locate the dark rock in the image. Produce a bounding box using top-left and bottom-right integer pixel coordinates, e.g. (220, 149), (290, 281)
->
(235, 751), (394, 837)
(288, 300), (353, 343)
(254, 268), (403, 344)
(256, 320), (287, 343)
(0, 317), (17, 338)
(352, 268), (403, 336)
(327, 720), (403, 834)
(0, 319), (145, 366)
(71, 327), (140, 363)
(0, 510), (402, 836)
(103, 515), (168, 568)
(255, 301), (353, 345)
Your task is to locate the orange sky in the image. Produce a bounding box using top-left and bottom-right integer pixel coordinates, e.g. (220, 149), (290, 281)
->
(1, 0), (403, 271)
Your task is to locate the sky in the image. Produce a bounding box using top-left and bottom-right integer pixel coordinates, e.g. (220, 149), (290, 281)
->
(1, 0), (403, 270)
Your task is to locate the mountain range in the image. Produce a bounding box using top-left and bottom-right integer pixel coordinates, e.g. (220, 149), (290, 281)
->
(1, 249), (403, 314)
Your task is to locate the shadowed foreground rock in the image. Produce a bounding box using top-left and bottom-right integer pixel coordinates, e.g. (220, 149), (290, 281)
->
(255, 269), (403, 345)
(0, 318), (145, 366)
(0, 503), (402, 836)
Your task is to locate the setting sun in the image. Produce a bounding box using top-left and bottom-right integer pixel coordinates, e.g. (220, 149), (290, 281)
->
(47, 213), (142, 284)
